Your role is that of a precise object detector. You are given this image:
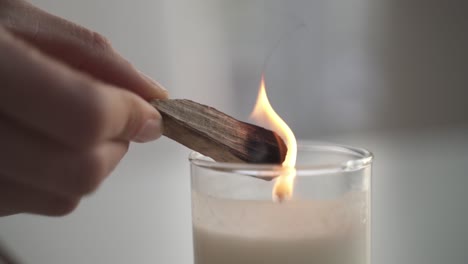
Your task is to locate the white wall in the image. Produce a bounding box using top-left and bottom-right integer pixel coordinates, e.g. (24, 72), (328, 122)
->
(24, 0), (468, 137)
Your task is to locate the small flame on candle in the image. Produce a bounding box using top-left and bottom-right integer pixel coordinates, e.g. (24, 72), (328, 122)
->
(250, 75), (297, 201)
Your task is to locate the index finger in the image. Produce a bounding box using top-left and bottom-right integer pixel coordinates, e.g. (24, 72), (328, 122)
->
(2, 0), (168, 101)
(0, 27), (162, 148)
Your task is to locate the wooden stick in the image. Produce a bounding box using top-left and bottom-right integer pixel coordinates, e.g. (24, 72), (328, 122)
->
(151, 99), (287, 164)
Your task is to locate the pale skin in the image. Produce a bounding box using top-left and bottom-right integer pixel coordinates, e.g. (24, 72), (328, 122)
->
(0, 0), (168, 216)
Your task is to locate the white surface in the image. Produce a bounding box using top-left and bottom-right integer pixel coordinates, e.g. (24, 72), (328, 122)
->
(339, 127), (468, 264)
(0, 138), (193, 264)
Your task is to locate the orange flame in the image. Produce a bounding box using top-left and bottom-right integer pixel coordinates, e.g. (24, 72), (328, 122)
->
(250, 75), (297, 201)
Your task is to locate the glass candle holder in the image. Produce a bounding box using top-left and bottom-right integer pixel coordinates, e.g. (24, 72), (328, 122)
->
(190, 142), (372, 264)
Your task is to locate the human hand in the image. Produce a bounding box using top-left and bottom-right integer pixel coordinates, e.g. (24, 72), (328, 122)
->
(0, 0), (168, 216)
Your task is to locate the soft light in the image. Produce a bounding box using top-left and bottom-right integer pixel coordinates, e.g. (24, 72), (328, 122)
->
(250, 75), (297, 201)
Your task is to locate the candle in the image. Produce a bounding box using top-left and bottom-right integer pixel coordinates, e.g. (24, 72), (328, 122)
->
(190, 76), (371, 264)
(192, 191), (368, 264)
(189, 142), (372, 264)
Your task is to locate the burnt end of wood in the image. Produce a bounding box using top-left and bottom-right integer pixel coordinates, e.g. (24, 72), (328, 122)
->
(243, 124), (288, 164)
(151, 99), (288, 164)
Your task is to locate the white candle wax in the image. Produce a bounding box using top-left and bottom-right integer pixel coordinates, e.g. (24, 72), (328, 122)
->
(192, 192), (368, 264)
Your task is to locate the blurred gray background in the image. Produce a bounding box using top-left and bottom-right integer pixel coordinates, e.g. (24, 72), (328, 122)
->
(1, 0), (467, 263)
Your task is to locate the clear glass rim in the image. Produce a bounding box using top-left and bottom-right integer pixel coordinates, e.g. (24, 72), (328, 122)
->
(189, 141), (373, 177)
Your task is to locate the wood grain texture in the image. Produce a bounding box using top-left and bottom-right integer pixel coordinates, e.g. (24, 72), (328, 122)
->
(151, 99), (287, 164)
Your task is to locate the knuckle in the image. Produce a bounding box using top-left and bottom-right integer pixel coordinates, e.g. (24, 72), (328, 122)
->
(89, 31), (112, 51)
(70, 79), (107, 148)
(45, 197), (80, 217)
(122, 141), (130, 154)
(73, 150), (107, 195)
(121, 92), (146, 138)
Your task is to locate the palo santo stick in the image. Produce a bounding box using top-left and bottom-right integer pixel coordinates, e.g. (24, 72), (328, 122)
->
(151, 99), (287, 164)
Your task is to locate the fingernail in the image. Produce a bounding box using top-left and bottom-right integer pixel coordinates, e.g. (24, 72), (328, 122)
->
(139, 71), (168, 97)
(133, 118), (163, 143)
